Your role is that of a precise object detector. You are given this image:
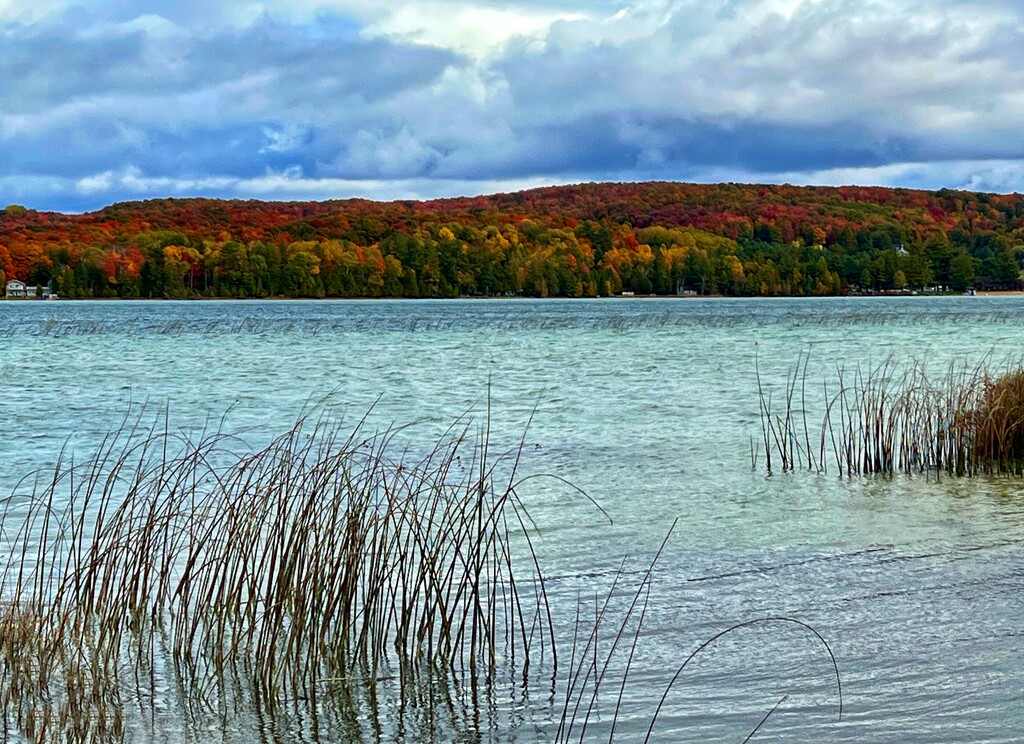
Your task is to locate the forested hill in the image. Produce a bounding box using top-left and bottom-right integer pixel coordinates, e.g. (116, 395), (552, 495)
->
(2, 181), (1023, 299)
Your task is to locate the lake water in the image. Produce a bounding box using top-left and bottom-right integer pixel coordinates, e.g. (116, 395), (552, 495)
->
(1, 297), (1022, 742)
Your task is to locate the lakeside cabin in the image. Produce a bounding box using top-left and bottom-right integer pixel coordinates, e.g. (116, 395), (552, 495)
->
(4, 280), (27, 298)
(4, 280), (57, 299)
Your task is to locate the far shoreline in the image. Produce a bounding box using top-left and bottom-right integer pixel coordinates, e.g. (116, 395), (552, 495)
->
(3, 290), (1023, 303)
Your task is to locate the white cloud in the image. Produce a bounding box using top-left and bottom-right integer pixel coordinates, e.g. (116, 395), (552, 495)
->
(58, 158), (1024, 213)
(0, 0), (65, 23)
(66, 164), (561, 204)
(75, 166), (236, 195)
(361, 2), (587, 58)
(78, 13), (184, 38)
(341, 128), (442, 178)
(687, 158), (1024, 194)
(76, 170), (117, 194)
(259, 125), (308, 154)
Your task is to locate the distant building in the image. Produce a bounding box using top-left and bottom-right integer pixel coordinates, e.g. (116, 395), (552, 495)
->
(5, 280), (27, 298)
(4, 280), (56, 299)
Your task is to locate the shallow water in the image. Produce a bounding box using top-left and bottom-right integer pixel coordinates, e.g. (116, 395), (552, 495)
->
(1, 296), (1022, 742)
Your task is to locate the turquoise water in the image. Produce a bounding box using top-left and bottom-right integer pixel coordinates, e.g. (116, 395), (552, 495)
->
(1, 297), (1022, 741)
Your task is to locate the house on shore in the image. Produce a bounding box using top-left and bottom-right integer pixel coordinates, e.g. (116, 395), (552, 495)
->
(5, 280), (57, 299)
(5, 280), (27, 298)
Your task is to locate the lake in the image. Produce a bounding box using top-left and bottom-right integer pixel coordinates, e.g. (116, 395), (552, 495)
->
(1, 296), (1022, 742)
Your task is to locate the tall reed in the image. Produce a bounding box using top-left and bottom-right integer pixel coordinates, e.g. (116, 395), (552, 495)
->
(553, 521), (842, 743)
(0, 401), (846, 742)
(0, 406), (561, 742)
(757, 354), (1024, 477)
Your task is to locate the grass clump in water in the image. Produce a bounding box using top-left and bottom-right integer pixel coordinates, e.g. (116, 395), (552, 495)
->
(973, 369), (1024, 473)
(0, 405), (569, 743)
(0, 403), (844, 743)
(757, 354), (1024, 478)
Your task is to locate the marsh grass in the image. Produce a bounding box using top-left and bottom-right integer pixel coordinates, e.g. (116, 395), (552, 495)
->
(758, 354), (1024, 477)
(0, 405), (566, 742)
(972, 369), (1024, 472)
(0, 401), (847, 743)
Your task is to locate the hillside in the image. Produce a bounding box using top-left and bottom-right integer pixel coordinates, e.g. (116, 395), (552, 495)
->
(2, 182), (1023, 298)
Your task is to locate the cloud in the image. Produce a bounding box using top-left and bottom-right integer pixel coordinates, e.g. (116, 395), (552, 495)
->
(3, 0), (1024, 211)
(0, 14), (464, 187)
(359, 2), (588, 59)
(29, 164), (556, 209)
(0, 20), (458, 117)
(0, 0), (67, 23)
(669, 158), (1024, 195)
(493, 0), (1024, 168)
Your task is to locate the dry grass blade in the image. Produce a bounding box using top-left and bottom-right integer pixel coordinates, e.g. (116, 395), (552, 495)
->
(643, 616), (842, 743)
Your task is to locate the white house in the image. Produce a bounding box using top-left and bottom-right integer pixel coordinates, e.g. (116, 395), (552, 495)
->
(5, 280), (27, 298)
(5, 280), (57, 299)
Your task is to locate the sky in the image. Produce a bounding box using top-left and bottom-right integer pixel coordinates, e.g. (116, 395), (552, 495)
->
(2, 0), (1024, 212)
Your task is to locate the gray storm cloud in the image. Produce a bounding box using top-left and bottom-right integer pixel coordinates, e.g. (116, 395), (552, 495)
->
(1, 0), (1022, 210)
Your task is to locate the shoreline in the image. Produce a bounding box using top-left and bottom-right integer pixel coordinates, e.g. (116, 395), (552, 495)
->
(3, 290), (1023, 302)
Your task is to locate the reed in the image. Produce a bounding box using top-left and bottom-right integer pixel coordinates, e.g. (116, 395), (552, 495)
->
(973, 369), (1024, 473)
(757, 354), (1024, 477)
(553, 521), (842, 743)
(0, 405), (563, 742)
(0, 401), (848, 742)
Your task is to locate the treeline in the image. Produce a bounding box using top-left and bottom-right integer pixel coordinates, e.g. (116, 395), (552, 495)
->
(2, 181), (1024, 299)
